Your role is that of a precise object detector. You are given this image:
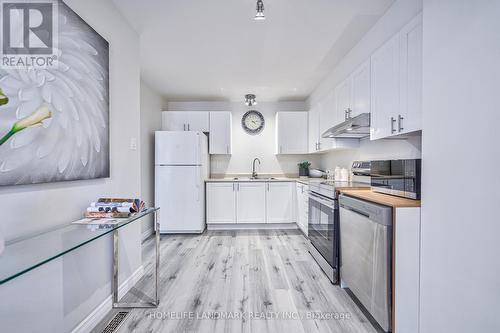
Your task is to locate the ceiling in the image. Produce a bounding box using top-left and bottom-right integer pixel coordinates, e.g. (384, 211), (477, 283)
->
(112, 0), (394, 102)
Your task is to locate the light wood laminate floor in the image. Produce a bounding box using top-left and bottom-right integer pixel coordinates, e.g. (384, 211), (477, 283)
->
(93, 230), (377, 333)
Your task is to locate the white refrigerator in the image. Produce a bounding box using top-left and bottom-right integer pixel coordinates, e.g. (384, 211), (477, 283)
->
(155, 131), (209, 233)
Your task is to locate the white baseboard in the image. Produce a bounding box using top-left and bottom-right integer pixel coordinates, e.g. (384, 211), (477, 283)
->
(71, 265), (144, 333)
(207, 223), (299, 231)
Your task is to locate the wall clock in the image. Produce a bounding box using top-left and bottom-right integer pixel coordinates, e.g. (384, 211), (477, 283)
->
(242, 110), (265, 135)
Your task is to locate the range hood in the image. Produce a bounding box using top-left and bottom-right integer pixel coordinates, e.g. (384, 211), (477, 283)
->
(321, 113), (370, 139)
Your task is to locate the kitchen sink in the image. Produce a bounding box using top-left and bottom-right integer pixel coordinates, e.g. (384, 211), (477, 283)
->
(233, 177), (276, 181)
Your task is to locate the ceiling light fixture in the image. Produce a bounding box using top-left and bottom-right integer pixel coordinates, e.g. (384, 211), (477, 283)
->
(254, 0), (265, 21)
(245, 94), (257, 106)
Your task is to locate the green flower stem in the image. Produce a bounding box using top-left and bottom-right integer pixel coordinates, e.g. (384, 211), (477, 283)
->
(0, 128), (16, 146)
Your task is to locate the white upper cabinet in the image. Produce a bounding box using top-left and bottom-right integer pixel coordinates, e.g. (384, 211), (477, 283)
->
(276, 112), (308, 154)
(162, 111), (209, 132)
(370, 13), (423, 140)
(334, 59), (370, 123)
(209, 112), (232, 154)
(319, 91), (336, 149)
(236, 183), (266, 224)
(162, 112), (185, 131)
(335, 77), (353, 122)
(266, 182), (295, 223)
(308, 104), (320, 153)
(370, 34), (401, 140)
(351, 59), (371, 118)
(399, 13), (423, 135)
(308, 98), (360, 153)
(206, 183), (236, 224)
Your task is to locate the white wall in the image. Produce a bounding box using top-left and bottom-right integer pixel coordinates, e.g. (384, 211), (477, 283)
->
(308, 0), (423, 171)
(167, 101), (321, 176)
(420, 1), (500, 332)
(0, 0), (142, 332)
(140, 81), (165, 238)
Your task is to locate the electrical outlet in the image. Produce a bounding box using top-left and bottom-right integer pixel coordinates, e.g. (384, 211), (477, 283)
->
(130, 137), (137, 150)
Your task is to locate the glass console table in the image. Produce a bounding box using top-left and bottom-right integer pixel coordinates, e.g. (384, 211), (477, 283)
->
(0, 208), (160, 308)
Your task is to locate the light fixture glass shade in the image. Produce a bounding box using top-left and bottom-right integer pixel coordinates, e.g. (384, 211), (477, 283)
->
(254, 12), (265, 20)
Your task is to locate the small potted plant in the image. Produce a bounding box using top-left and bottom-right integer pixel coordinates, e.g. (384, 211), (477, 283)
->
(298, 161), (311, 177)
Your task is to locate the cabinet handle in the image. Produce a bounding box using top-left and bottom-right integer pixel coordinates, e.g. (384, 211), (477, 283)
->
(391, 117), (397, 134)
(183, 124), (186, 131)
(317, 142), (321, 151)
(226, 146), (229, 154)
(188, 124), (190, 131)
(398, 115), (404, 132)
(232, 183), (235, 191)
(344, 109), (348, 120)
(347, 108), (352, 119)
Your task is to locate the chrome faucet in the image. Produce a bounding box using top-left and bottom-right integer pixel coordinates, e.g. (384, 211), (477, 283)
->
(252, 158), (261, 178)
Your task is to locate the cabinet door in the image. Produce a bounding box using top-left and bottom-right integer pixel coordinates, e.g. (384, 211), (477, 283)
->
(266, 182), (295, 223)
(162, 112), (187, 131)
(207, 183), (236, 223)
(336, 77), (352, 121)
(236, 183), (266, 224)
(308, 104), (320, 153)
(295, 184), (308, 234)
(351, 59), (371, 118)
(209, 112), (232, 154)
(319, 92), (336, 152)
(276, 112), (308, 154)
(399, 14), (423, 135)
(370, 34), (400, 140)
(186, 112), (209, 132)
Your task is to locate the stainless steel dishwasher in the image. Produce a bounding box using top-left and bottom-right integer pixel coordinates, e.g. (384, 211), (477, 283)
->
(339, 194), (393, 332)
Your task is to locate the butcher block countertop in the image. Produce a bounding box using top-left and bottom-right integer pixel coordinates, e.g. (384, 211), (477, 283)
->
(339, 189), (421, 208)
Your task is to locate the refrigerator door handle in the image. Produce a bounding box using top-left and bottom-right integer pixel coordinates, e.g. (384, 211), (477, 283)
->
(197, 167), (201, 202)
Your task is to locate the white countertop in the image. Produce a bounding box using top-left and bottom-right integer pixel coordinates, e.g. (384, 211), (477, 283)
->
(205, 177), (324, 184)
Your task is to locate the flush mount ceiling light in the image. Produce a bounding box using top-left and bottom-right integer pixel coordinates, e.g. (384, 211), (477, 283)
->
(254, 0), (265, 20)
(245, 94), (257, 106)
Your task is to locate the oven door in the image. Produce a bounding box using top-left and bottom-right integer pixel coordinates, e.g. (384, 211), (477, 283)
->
(308, 191), (338, 272)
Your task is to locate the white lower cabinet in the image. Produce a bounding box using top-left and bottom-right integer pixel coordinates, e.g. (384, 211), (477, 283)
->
(394, 207), (421, 333)
(236, 183), (267, 224)
(206, 182), (297, 225)
(295, 183), (309, 235)
(206, 183), (236, 224)
(266, 182), (295, 223)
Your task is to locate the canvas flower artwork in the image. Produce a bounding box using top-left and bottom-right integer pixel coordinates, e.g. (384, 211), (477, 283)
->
(0, 1), (109, 186)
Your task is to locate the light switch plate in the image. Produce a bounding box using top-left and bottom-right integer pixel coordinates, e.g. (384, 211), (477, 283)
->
(130, 137), (137, 150)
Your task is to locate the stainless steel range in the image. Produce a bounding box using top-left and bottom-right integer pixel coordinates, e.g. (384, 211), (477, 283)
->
(307, 161), (370, 284)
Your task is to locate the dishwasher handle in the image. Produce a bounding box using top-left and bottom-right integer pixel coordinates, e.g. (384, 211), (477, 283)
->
(339, 204), (370, 218)
(339, 194), (393, 226)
